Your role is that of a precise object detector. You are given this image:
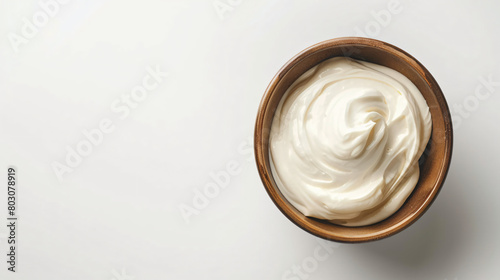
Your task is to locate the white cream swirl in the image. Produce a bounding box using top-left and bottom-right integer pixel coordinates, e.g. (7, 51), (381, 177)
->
(270, 57), (432, 226)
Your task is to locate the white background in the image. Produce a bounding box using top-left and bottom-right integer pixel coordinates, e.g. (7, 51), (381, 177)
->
(0, 0), (499, 279)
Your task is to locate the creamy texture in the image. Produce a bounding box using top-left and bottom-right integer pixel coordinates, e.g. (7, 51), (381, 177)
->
(270, 57), (432, 226)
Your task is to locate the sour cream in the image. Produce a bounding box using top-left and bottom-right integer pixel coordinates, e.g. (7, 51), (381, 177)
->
(269, 57), (432, 226)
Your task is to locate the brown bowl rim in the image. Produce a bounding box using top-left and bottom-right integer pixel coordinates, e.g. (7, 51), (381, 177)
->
(254, 37), (453, 243)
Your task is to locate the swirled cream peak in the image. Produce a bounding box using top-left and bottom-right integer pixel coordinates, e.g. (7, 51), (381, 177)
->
(270, 57), (432, 226)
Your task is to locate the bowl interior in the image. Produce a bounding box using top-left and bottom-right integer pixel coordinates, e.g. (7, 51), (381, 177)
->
(254, 38), (453, 243)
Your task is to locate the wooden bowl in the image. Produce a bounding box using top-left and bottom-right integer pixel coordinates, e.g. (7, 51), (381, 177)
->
(254, 37), (453, 243)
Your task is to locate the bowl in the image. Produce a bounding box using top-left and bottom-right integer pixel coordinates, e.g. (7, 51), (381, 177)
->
(254, 37), (453, 243)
